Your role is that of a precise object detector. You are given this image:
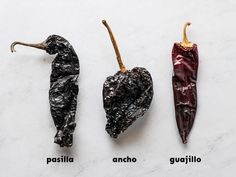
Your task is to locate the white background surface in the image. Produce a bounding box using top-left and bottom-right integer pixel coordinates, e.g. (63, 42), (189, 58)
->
(0, 0), (236, 176)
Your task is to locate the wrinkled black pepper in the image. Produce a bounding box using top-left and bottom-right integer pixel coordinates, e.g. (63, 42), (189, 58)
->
(102, 20), (153, 138)
(11, 35), (80, 147)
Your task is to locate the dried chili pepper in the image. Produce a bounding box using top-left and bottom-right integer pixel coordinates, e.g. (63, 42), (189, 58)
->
(172, 22), (199, 144)
(102, 20), (153, 138)
(11, 35), (80, 147)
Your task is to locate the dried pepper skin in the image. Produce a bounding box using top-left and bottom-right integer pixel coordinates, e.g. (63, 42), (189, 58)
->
(172, 43), (199, 144)
(102, 20), (153, 138)
(11, 35), (80, 147)
(103, 67), (153, 138)
(46, 35), (80, 147)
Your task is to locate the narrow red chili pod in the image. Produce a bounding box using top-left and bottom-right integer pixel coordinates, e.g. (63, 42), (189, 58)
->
(172, 22), (199, 144)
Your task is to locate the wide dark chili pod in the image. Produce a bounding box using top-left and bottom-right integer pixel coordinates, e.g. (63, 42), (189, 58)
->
(102, 20), (153, 138)
(11, 35), (80, 147)
(172, 22), (199, 144)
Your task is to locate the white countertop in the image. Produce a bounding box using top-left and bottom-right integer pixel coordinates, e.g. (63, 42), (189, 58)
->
(0, 0), (236, 176)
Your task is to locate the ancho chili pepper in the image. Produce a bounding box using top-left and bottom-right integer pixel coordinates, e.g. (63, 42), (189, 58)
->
(102, 20), (153, 138)
(11, 35), (80, 147)
(172, 22), (199, 144)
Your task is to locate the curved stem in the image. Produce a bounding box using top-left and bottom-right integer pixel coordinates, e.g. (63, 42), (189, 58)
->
(10, 41), (47, 53)
(102, 20), (127, 72)
(180, 22), (193, 47)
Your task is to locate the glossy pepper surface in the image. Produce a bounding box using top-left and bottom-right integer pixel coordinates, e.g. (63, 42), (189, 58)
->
(102, 20), (153, 138)
(11, 35), (79, 147)
(172, 22), (199, 144)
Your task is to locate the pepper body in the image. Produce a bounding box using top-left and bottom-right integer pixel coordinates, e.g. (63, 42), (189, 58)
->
(11, 35), (80, 147)
(47, 35), (80, 147)
(103, 67), (153, 138)
(102, 20), (153, 138)
(172, 43), (198, 144)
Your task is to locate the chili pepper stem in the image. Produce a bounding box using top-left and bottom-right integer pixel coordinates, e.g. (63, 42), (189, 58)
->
(180, 22), (193, 48)
(102, 20), (127, 73)
(10, 41), (47, 53)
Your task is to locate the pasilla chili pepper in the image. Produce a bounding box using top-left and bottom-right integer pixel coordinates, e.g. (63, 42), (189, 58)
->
(11, 35), (80, 147)
(172, 22), (199, 144)
(102, 20), (153, 138)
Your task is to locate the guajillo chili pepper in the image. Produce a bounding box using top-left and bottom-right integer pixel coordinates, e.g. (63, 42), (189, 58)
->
(102, 20), (153, 138)
(172, 22), (199, 144)
(11, 35), (80, 147)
